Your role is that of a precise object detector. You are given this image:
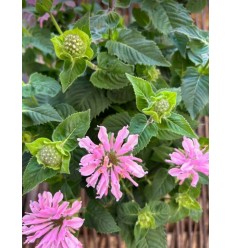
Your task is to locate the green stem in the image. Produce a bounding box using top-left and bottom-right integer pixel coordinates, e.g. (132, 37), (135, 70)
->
(49, 13), (63, 35)
(86, 60), (98, 70)
(121, 180), (135, 200)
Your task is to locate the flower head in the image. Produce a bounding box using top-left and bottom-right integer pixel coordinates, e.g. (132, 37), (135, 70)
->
(22, 191), (84, 248)
(77, 126), (147, 201)
(166, 137), (209, 187)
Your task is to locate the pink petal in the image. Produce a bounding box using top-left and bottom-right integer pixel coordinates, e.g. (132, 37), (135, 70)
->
(64, 201), (82, 217)
(119, 158), (147, 178)
(169, 151), (186, 165)
(22, 222), (53, 235)
(64, 232), (83, 248)
(52, 191), (63, 208)
(64, 1), (76, 7)
(36, 226), (59, 247)
(117, 134), (139, 155)
(78, 136), (97, 153)
(110, 169), (122, 201)
(168, 168), (182, 176)
(53, 202), (69, 219)
(114, 126), (129, 151)
(191, 171), (199, 187)
(96, 172), (109, 199)
(38, 13), (50, 28)
(65, 217), (84, 230)
(86, 170), (101, 188)
(25, 225), (53, 243)
(79, 161), (98, 176)
(98, 126), (110, 152)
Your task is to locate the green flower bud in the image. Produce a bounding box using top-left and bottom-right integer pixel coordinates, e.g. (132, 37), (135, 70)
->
(137, 210), (155, 229)
(136, 65), (160, 82)
(37, 145), (62, 169)
(51, 28), (93, 61)
(63, 34), (86, 57)
(154, 99), (170, 113)
(26, 138), (71, 173)
(143, 91), (177, 123)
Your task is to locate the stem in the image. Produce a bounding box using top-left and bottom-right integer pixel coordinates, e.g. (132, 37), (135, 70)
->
(86, 60), (98, 70)
(203, 60), (209, 70)
(121, 180), (135, 200)
(49, 13), (63, 35)
(109, 0), (116, 10)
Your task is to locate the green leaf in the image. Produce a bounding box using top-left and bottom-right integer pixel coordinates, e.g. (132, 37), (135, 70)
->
(135, 226), (167, 248)
(189, 208), (203, 222)
(102, 112), (131, 133)
(182, 67), (209, 119)
(132, 8), (150, 27)
(126, 74), (155, 111)
(107, 86), (135, 104)
(158, 112), (197, 138)
(157, 129), (182, 140)
(176, 193), (201, 210)
(106, 29), (170, 66)
(129, 114), (158, 154)
(23, 73), (61, 98)
(90, 52), (134, 90)
(36, 0), (52, 15)
(179, 179), (201, 198)
(142, 0), (192, 34)
(145, 168), (176, 201)
(85, 200), (120, 234)
(22, 104), (63, 126)
(103, 0), (131, 8)
(149, 201), (170, 227)
(90, 11), (120, 41)
(117, 201), (140, 226)
(60, 59), (86, 93)
(73, 12), (91, 37)
(64, 77), (111, 118)
(55, 103), (76, 119)
(186, 0), (207, 13)
(151, 145), (174, 163)
(52, 110), (90, 151)
(23, 157), (58, 195)
(168, 200), (189, 223)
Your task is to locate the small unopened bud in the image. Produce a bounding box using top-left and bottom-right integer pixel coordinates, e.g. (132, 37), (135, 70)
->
(63, 34), (86, 57)
(154, 99), (170, 113)
(38, 145), (62, 169)
(137, 211), (155, 229)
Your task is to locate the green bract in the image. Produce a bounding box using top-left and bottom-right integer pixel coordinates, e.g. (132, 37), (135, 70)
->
(143, 91), (177, 123)
(51, 28), (93, 61)
(26, 138), (70, 172)
(136, 205), (156, 229)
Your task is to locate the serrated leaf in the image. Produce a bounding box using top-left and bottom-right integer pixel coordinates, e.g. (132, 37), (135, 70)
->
(52, 110), (90, 151)
(85, 200), (120, 233)
(117, 201), (140, 226)
(23, 157), (58, 195)
(22, 104), (63, 126)
(36, 0), (52, 15)
(132, 8), (150, 27)
(73, 12), (90, 37)
(90, 52), (134, 90)
(102, 112), (131, 133)
(64, 77), (111, 119)
(148, 201), (170, 227)
(179, 179), (201, 198)
(106, 29), (170, 66)
(145, 168), (176, 201)
(60, 59), (86, 93)
(129, 114), (158, 154)
(135, 226), (167, 248)
(23, 73), (61, 98)
(90, 11), (120, 41)
(182, 67), (209, 119)
(107, 85), (135, 104)
(142, 0), (192, 34)
(157, 129), (182, 140)
(189, 208), (203, 222)
(158, 112), (197, 138)
(168, 200), (189, 223)
(54, 103), (76, 119)
(126, 74), (155, 111)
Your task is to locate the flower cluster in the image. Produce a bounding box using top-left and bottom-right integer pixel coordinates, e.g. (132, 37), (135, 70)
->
(22, 191), (84, 248)
(166, 137), (209, 186)
(78, 126), (147, 201)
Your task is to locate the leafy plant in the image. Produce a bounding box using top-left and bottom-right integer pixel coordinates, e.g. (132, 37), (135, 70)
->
(22, 0), (209, 247)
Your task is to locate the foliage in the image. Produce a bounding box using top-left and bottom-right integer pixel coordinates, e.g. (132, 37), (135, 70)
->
(22, 0), (209, 247)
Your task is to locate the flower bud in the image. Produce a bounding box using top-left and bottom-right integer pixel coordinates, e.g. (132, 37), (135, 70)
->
(63, 34), (86, 57)
(154, 99), (170, 113)
(38, 145), (62, 169)
(137, 210), (155, 229)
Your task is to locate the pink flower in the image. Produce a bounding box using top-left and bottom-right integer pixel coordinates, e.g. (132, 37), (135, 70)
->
(78, 126), (147, 201)
(166, 137), (209, 187)
(22, 191), (84, 248)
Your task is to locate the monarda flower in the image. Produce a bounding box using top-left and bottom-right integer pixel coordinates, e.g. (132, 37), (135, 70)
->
(77, 126), (147, 201)
(166, 137), (209, 187)
(22, 191), (84, 248)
